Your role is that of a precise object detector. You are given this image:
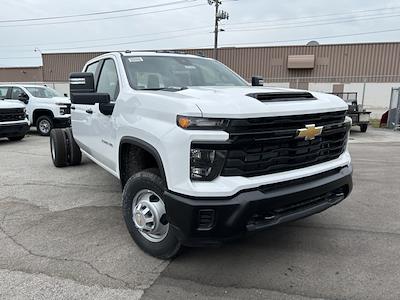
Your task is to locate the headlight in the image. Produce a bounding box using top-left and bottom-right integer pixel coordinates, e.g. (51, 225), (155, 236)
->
(190, 147), (226, 181)
(59, 107), (68, 115)
(177, 115), (229, 130)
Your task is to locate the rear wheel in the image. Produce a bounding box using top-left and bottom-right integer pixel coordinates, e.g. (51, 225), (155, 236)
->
(8, 135), (25, 141)
(122, 169), (181, 259)
(360, 124), (368, 132)
(37, 116), (53, 136)
(65, 128), (82, 166)
(50, 129), (68, 167)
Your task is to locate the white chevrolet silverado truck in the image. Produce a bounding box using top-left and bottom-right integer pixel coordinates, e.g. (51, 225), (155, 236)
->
(0, 84), (71, 136)
(49, 51), (352, 259)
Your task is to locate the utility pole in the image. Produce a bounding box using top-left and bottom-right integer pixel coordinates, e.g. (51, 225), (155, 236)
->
(208, 0), (229, 60)
(34, 47), (45, 83)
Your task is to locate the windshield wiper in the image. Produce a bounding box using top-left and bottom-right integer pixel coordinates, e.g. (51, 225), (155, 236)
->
(139, 86), (188, 92)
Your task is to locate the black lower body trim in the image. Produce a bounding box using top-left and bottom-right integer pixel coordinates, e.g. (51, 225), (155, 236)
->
(163, 166), (353, 246)
(53, 117), (71, 128)
(0, 123), (29, 138)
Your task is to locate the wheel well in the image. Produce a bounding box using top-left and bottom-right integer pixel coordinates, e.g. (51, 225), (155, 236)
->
(33, 109), (54, 124)
(119, 141), (165, 187)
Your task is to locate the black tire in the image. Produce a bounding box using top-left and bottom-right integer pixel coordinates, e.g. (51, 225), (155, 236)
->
(50, 129), (68, 167)
(37, 115), (53, 136)
(65, 128), (82, 166)
(122, 169), (181, 259)
(8, 135), (25, 141)
(360, 124), (368, 133)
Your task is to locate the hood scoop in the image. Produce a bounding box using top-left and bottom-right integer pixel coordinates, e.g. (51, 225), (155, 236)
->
(247, 92), (316, 102)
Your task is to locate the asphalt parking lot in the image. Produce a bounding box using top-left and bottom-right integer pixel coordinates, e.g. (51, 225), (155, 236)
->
(1, 127), (400, 300)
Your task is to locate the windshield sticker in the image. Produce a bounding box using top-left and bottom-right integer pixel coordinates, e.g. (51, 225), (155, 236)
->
(184, 65), (196, 69)
(128, 57), (144, 63)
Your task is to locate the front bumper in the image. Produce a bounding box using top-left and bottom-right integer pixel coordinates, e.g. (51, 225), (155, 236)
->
(0, 122), (29, 138)
(53, 117), (71, 128)
(164, 165), (352, 246)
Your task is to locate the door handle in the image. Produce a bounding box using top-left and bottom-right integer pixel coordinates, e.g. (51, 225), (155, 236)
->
(86, 109), (93, 114)
(70, 106), (75, 110)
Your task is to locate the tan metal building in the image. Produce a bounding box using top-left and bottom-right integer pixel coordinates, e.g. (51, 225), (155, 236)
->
(1, 42), (399, 117)
(0, 67), (43, 82)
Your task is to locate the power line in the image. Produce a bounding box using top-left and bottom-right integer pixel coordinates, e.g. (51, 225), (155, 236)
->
(0, 0), (197, 23)
(223, 5), (400, 28)
(0, 26), (211, 49)
(0, 3), (206, 28)
(40, 31), (211, 52)
(1, 4), (397, 50)
(226, 13), (400, 33)
(218, 28), (400, 47)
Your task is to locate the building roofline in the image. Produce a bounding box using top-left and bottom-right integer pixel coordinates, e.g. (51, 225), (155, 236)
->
(216, 40), (400, 49)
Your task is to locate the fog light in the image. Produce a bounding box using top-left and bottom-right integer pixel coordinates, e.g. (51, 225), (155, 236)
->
(198, 209), (215, 230)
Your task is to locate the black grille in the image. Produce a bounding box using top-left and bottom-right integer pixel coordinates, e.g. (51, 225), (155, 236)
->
(221, 111), (348, 177)
(0, 108), (26, 122)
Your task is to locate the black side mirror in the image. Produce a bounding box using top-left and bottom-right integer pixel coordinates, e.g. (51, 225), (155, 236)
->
(18, 93), (29, 104)
(70, 72), (95, 93)
(252, 76), (264, 86)
(69, 72), (110, 105)
(70, 92), (110, 105)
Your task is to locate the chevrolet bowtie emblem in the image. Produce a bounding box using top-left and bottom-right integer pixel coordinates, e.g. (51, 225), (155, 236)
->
(296, 124), (323, 140)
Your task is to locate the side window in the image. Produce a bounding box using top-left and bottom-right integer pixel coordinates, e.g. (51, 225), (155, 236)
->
(0, 87), (9, 99)
(85, 61), (100, 76)
(85, 61), (100, 89)
(97, 59), (119, 101)
(11, 87), (24, 100)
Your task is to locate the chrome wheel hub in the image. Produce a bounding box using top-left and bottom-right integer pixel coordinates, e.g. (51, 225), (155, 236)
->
(39, 120), (51, 134)
(132, 190), (168, 242)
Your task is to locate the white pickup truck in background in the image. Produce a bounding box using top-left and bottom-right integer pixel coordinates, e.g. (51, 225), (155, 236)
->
(0, 84), (71, 136)
(0, 99), (29, 141)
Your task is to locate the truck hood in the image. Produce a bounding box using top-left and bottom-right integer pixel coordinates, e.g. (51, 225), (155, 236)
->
(0, 100), (25, 109)
(33, 96), (71, 105)
(50, 97), (71, 105)
(148, 86), (348, 118)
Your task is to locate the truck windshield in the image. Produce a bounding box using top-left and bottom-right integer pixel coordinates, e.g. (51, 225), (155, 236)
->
(25, 87), (61, 98)
(122, 56), (247, 90)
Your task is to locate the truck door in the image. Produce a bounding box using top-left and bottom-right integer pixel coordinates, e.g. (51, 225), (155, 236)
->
(71, 61), (101, 156)
(72, 58), (119, 172)
(91, 58), (120, 171)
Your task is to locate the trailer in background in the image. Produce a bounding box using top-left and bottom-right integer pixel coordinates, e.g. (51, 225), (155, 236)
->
(331, 92), (371, 132)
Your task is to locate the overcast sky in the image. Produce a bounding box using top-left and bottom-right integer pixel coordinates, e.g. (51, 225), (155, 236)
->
(1, 0), (399, 67)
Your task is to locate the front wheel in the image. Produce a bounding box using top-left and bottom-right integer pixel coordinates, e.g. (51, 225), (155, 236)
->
(122, 169), (181, 259)
(37, 116), (53, 136)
